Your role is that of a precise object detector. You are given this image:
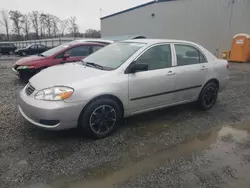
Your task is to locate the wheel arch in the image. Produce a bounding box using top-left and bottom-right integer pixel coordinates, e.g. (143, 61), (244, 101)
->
(204, 78), (219, 89)
(199, 78), (220, 97)
(78, 94), (125, 124)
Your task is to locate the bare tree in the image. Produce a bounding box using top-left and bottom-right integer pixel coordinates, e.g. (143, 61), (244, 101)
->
(68, 16), (79, 38)
(51, 15), (59, 37)
(39, 13), (47, 38)
(44, 14), (53, 37)
(21, 14), (31, 40)
(30, 11), (40, 39)
(9, 10), (23, 37)
(59, 19), (68, 37)
(0, 9), (10, 40)
(84, 29), (101, 38)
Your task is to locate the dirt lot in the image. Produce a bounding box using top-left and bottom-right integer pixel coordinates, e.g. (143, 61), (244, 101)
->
(0, 57), (250, 188)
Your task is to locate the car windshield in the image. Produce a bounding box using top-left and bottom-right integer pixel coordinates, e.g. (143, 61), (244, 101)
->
(41, 43), (70, 57)
(83, 42), (145, 70)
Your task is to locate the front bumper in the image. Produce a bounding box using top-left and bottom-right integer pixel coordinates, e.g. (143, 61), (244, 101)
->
(18, 86), (86, 130)
(12, 65), (38, 78)
(12, 67), (19, 76)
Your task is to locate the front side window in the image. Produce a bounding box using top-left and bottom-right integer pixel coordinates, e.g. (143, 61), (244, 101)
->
(65, 45), (91, 57)
(175, 44), (207, 66)
(83, 42), (145, 70)
(41, 43), (70, 57)
(134, 44), (172, 71)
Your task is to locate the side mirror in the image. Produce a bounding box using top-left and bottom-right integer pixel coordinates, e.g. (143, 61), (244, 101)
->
(127, 63), (148, 74)
(63, 53), (70, 60)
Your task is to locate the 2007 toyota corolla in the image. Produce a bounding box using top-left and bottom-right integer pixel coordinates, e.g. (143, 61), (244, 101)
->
(18, 39), (229, 138)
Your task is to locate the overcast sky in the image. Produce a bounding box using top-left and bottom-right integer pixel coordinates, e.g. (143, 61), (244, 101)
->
(1, 0), (151, 33)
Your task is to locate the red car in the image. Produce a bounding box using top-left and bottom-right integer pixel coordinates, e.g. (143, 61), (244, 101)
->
(12, 41), (107, 80)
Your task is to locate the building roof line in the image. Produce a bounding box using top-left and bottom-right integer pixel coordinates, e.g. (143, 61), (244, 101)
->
(101, 0), (175, 20)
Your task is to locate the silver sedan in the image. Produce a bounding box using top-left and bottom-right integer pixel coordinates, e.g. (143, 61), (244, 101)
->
(18, 39), (229, 138)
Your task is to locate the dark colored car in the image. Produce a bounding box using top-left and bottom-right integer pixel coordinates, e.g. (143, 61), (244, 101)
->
(12, 41), (105, 79)
(15, 44), (49, 56)
(0, 43), (17, 55)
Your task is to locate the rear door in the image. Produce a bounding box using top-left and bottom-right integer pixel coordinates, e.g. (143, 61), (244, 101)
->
(172, 44), (209, 103)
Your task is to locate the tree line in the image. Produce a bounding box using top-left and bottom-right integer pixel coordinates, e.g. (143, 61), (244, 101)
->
(0, 9), (100, 41)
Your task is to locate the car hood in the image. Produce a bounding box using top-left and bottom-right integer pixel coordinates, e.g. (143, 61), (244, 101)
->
(15, 55), (46, 66)
(29, 63), (108, 90)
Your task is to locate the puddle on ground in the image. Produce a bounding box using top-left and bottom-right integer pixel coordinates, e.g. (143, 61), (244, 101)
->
(29, 121), (250, 188)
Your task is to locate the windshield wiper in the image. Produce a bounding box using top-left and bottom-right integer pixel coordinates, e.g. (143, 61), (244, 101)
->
(38, 54), (45, 57)
(83, 61), (104, 70)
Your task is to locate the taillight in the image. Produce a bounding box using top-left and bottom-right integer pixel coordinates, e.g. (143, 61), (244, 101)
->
(226, 63), (229, 69)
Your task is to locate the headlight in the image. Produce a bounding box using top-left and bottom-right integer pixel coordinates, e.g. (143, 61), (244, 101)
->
(17, 65), (35, 70)
(35, 86), (74, 101)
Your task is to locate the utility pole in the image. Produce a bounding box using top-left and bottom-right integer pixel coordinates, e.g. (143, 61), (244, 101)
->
(228, 0), (236, 30)
(227, 0), (236, 50)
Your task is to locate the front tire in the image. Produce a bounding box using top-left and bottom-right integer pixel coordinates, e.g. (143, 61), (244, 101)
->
(198, 82), (218, 110)
(78, 98), (122, 138)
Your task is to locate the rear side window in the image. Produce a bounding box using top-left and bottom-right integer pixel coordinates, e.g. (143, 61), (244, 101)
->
(65, 45), (91, 57)
(37, 44), (45, 48)
(30, 45), (37, 49)
(92, 45), (103, 53)
(175, 44), (207, 66)
(0, 43), (10, 47)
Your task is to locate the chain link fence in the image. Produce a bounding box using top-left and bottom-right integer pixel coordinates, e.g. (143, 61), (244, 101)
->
(10, 37), (85, 48)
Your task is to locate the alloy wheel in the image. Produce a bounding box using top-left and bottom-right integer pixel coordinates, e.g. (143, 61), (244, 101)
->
(89, 105), (116, 135)
(203, 86), (218, 107)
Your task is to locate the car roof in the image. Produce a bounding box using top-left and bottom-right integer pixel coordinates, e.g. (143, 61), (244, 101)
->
(101, 35), (146, 41)
(67, 41), (107, 46)
(123, 39), (198, 45)
(74, 39), (114, 44)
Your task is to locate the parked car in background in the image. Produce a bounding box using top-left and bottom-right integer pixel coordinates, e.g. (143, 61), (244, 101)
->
(15, 44), (49, 56)
(0, 43), (17, 55)
(18, 39), (229, 138)
(13, 41), (106, 79)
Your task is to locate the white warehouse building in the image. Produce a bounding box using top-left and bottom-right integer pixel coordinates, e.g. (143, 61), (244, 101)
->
(101, 0), (250, 54)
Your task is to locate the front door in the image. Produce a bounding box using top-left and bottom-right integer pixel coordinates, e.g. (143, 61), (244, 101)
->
(172, 44), (209, 103)
(128, 44), (176, 114)
(63, 45), (94, 63)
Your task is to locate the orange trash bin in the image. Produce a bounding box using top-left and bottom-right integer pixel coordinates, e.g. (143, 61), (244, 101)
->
(230, 33), (250, 63)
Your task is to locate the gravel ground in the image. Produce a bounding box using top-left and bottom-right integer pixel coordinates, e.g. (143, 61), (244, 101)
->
(0, 58), (250, 188)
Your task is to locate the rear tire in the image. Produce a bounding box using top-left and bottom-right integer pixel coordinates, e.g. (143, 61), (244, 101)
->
(198, 82), (218, 111)
(78, 98), (122, 138)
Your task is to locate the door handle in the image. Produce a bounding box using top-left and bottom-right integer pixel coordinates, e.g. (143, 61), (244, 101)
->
(201, 66), (208, 71)
(166, 71), (175, 76)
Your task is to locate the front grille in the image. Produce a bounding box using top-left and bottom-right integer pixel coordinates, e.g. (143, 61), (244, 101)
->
(25, 83), (35, 95)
